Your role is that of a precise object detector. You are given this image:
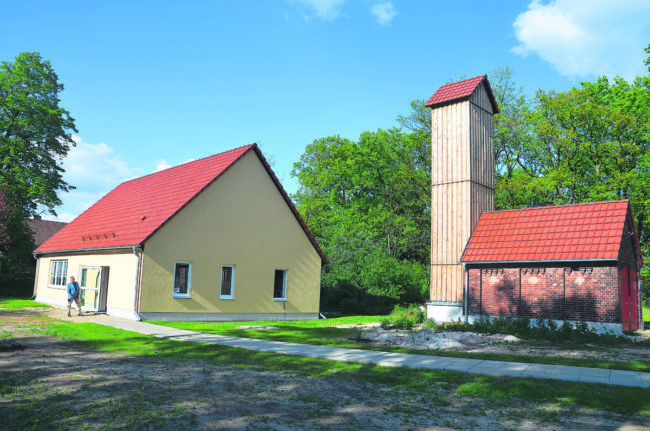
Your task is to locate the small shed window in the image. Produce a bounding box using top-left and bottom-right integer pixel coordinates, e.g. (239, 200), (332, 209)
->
(49, 260), (68, 287)
(273, 269), (287, 300)
(220, 265), (235, 299)
(173, 262), (191, 298)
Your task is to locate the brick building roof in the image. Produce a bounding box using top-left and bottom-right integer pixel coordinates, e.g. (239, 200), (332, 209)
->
(35, 144), (327, 264)
(26, 217), (67, 247)
(461, 200), (640, 263)
(425, 74), (500, 113)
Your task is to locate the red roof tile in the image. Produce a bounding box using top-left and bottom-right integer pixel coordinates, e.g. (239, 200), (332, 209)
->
(461, 200), (641, 264)
(36, 144), (328, 264)
(425, 75), (500, 113)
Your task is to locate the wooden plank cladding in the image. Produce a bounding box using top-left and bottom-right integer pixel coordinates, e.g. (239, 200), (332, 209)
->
(430, 79), (495, 304)
(430, 264), (465, 303)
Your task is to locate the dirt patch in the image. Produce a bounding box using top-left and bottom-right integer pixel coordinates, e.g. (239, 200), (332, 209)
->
(1, 311), (649, 430)
(342, 324), (650, 364)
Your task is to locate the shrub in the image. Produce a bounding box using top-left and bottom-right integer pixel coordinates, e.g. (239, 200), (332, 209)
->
(380, 305), (425, 330)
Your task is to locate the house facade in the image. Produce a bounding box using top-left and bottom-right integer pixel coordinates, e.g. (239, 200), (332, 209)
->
(34, 145), (327, 321)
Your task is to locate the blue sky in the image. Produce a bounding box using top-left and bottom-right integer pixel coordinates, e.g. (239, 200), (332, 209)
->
(2, 0), (649, 221)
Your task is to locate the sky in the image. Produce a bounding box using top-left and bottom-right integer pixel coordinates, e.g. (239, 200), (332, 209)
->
(2, 0), (649, 222)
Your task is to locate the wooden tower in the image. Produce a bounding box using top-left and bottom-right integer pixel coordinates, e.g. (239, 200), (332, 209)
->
(425, 75), (499, 321)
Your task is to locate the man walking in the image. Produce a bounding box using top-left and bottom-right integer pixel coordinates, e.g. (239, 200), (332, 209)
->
(66, 276), (82, 317)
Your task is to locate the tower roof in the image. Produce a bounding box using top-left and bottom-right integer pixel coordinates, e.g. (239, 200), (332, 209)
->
(425, 75), (500, 113)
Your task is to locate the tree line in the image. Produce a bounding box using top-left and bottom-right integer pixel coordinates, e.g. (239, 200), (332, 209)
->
(292, 48), (650, 314)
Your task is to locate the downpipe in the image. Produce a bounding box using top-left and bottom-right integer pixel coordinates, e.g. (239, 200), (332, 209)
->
(463, 263), (469, 324)
(132, 246), (143, 321)
(31, 253), (39, 300)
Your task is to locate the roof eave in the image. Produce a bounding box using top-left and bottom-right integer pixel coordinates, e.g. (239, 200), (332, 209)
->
(461, 258), (618, 265)
(34, 245), (142, 257)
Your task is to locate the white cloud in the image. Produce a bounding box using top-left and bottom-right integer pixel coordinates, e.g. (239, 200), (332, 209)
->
(155, 160), (172, 172)
(156, 158), (195, 173)
(291, 0), (344, 21)
(42, 136), (142, 222)
(512, 0), (650, 80)
(371, 2), (396, 26)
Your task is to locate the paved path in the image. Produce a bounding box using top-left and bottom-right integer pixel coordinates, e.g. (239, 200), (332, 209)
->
(69, 314), (650, 389)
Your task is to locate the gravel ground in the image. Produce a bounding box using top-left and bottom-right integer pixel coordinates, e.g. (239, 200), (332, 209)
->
(343, 324), (650, 364)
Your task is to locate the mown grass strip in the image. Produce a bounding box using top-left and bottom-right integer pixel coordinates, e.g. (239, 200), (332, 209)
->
(0, 298), (50, 310)
(152, 319), (650, 373)
(26, 318), (650, 416)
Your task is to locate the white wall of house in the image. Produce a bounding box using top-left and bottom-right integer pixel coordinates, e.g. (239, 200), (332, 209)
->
(34, 252), (139, 319)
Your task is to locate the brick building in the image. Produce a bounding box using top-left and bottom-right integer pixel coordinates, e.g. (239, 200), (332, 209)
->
(460, 200), (643, 333)
(425, 76), (643, 333)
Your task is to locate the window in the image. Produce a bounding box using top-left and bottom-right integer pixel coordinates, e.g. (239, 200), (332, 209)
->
(273, 269), (287, 300)
(220, 265), (235, 299)
(49, 260), (68, 287)
(173, 262), (191, 297)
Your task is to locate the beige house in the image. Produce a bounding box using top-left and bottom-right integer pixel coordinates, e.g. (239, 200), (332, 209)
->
(33, 144), (327, 320)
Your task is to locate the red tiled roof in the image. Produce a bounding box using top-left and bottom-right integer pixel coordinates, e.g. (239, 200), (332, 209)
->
(36, 144), (328, 264)
(425, 75), (500, 113)
(461, 200), (639, 263)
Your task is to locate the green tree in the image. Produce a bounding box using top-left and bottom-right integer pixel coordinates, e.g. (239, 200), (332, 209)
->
(292, 127), (430, 314)
(0, 52), (75, 283)
(0, 186), (34, 281)
(0, 52), (77, 216)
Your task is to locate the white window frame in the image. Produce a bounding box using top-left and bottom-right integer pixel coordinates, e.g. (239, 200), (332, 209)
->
(172, 261), (192, 298)
(49, 260), (68, 288)
(273, 269), (287, 301)
(220, 265), (235, 300)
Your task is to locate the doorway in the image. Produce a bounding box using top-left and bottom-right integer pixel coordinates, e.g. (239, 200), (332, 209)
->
(79, 266), (110, 313)
(620, 267), (639, 331)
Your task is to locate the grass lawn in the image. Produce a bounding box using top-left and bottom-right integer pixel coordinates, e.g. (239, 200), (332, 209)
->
(644, 305), (650, 323)
(152, 317), (650, 373)
(0, 298), (50, 310)
(24, 318), (650, 417)
(2, 303), (650, 429)
(2, 298), (649, 373)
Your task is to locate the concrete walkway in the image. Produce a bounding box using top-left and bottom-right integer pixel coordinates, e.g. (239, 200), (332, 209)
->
(64, 312), (650, 389)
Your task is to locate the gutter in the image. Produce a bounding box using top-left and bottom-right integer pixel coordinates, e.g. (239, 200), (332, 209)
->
(132, 246), (143, 321)
(34, 245), (138, 257)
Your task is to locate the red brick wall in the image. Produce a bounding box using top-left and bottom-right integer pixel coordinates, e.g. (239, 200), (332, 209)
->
(467, 265), (621, 323)
(565, 267), (619, 323)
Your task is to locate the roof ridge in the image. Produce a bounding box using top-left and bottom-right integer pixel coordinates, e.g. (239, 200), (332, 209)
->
(120, 143), (257, 185)
(425, 74), (499, 113)
(482, 199), (629, 214)
(440, 74), (486, 87)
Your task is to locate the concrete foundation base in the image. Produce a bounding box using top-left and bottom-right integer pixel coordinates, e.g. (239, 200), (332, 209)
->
(465, 315), (625, 335)
(426, 302), (464, 323)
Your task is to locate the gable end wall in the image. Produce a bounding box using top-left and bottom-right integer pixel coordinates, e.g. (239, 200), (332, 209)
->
(138, 150), (321, 317)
